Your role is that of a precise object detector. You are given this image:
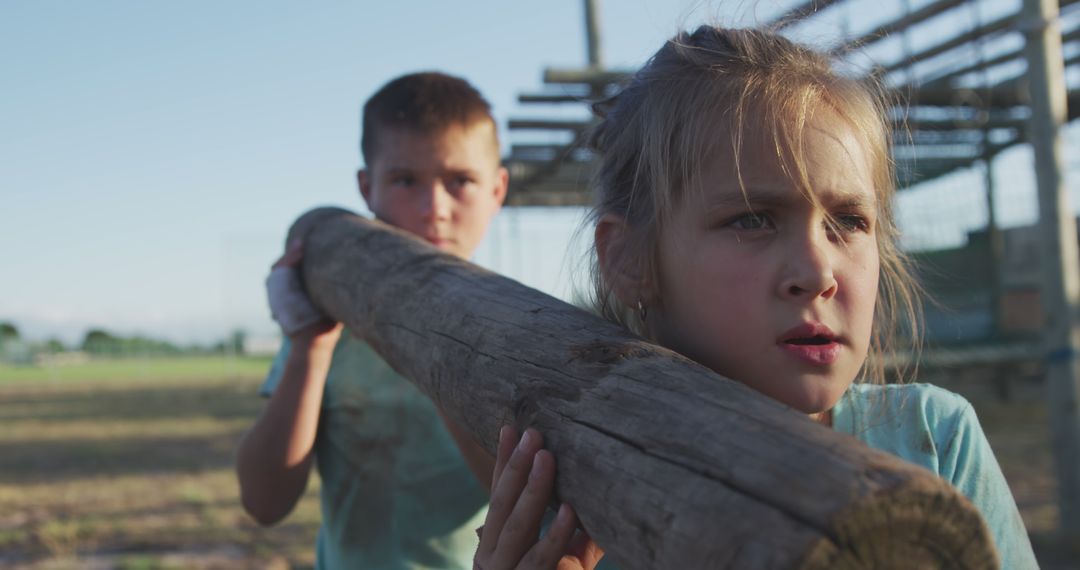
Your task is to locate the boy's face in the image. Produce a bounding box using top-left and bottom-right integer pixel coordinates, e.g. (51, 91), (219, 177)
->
(359, 121), (507, 260)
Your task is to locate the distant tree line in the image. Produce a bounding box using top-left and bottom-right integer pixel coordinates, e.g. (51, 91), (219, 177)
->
(78, 328), (248, 357)
(79, 329), (187, 357)
(0, 321), (249, 360)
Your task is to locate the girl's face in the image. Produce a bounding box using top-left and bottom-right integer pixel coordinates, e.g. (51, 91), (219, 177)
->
(652, 109), (880, 420)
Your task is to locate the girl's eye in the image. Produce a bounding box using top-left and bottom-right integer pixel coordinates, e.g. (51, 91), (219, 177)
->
(827, 214), (872, 241)
(729, 212), (773, 231)
(835, 214), (870, 233)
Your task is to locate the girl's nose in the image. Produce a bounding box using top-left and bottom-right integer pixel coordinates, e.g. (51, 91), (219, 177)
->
(779, 236), (838, 300)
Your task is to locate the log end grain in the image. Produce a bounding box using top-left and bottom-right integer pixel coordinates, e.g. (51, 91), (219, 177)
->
(798, 477), (999, 570)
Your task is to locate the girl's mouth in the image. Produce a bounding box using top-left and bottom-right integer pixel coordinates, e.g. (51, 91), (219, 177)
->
(778, 323), (841, 365)
(785, 336), (832, 346)
(780, 339), (841, 365)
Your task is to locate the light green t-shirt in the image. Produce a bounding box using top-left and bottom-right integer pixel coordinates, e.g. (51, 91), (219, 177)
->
(832, 383), (1038, 570)
(263, 334), (488, 570)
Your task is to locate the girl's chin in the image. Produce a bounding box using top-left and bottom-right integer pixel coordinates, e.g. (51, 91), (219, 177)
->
(700, 360), (854, 418)
(768, 386), (848, 419)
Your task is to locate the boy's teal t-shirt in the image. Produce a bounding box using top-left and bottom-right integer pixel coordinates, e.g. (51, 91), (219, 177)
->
(832, 383), (1038, 570)
(262, 334), (488, 570)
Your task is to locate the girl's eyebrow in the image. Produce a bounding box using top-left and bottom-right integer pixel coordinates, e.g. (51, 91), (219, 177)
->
(705, 186), (790, 208)
(706, 186), (876, 209)
(821, 191), (877, 210)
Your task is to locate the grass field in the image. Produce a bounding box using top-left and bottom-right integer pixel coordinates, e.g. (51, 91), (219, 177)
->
(0, 357), (273, 384)
(0, 357), (320, 569)
(1, 356), (1077, 568)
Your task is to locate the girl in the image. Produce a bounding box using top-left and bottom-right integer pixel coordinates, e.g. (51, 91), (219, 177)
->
(474, 25), (1038, 570)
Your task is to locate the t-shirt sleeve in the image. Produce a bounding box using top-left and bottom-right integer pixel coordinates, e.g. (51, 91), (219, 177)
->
(259, 337), (292, 398)
(938, 401), (1039, 569)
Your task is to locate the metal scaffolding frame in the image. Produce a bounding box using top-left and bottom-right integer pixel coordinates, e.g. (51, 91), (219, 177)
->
(504, 0), (1080, 205)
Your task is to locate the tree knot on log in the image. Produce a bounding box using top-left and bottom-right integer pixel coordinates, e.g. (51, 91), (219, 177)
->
(511, 383), (587, 424)
(569, 340), (657, 368)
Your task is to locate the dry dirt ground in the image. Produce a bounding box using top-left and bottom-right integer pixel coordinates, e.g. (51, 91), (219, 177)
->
(0, 359), (320, 569)
(1, 357), (1077, 569)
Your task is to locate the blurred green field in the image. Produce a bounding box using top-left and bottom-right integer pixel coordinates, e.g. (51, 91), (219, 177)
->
(0, 356), (320, 569)
(0, 356), (274, 385)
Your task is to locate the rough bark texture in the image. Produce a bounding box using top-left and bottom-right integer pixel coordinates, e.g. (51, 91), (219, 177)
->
(288, 207), (998, 570)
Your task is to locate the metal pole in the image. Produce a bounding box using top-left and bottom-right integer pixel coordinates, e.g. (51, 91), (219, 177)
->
(1022, 0), (1080, 535)
(982, 152), (1005, 338)
(584, 0), (603, 69)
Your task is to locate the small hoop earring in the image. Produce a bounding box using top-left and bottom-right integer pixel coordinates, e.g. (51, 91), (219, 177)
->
(637, 299), (647, 322)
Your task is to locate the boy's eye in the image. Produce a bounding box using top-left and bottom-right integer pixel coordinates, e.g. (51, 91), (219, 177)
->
(392, 176), (415, 187)
(447, 176), (474, 190)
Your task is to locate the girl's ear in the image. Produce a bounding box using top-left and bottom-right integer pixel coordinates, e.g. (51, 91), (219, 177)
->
(595, 213), (651, 309)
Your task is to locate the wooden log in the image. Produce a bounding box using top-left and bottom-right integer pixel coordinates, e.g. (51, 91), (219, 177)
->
(287, 207), (998, 570)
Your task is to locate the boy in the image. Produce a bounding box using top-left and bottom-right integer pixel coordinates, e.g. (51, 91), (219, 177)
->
(236, 72), (507, 569)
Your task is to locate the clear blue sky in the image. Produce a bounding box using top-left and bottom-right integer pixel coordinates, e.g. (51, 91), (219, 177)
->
(1, 0), (1075, 345)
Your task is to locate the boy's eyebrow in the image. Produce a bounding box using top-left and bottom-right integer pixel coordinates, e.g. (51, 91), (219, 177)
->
(443, 167), (482, 177)
(381, 166), (484, 177)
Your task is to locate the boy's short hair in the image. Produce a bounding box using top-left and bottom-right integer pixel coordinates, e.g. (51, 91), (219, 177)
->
(361, 71), (499, 165)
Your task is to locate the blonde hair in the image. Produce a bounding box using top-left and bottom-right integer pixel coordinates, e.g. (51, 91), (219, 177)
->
(586, 25), (922, 386)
